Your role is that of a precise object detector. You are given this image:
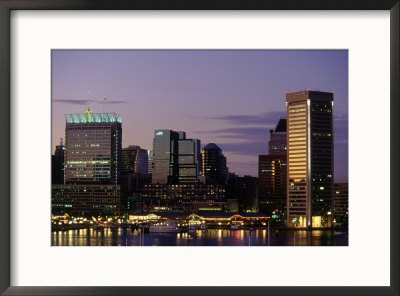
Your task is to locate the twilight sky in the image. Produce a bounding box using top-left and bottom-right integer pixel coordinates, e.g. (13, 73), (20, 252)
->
(52, 50), (348, 181)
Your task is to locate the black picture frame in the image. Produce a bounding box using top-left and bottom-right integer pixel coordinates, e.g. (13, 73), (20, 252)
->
(0, 1), (399, 295)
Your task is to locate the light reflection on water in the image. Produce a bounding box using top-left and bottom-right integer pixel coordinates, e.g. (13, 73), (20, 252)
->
(51, 229), (348, 246)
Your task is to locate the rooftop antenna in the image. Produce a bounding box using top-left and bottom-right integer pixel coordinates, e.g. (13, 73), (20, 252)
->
(86, 91), (92, 115)
(60, 138), (63, 146)
(103, 97), (107, 113)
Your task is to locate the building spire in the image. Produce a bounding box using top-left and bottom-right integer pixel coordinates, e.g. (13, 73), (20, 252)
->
(86, 91), (92, 115)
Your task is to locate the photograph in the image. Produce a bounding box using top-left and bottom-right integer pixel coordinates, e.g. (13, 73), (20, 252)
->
(51, 49), (348, 246)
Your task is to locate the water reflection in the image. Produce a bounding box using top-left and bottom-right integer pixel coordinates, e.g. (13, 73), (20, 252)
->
(52, 229), (348, 246)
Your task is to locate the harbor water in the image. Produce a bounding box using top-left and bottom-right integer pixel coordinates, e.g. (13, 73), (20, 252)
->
(52, 228), (348, 246)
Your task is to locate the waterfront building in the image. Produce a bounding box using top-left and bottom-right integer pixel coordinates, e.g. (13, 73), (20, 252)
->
(51, 139), (65, 185)
(258, 155), (287, 220)
(333, 183), (348, 227)
(201, 143), (228, 185)
(142, 183), (226, 212)
(120, 173), (151, 212)
(122, 145), (148, 175)
(64, 109), (122, 185)
(286, 90), (334, 228)
(52, 184), (121, 215)
(268, 118), (287, 155)
(152, 129), (180, 184)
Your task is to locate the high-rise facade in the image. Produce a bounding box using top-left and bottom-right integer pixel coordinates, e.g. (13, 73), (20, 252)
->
(258, 118), (288, 220)
(152, 129), (180, 184)
(51, 140), (65, 185)
(52, 109), (123, 216)
(122, 145), (148, 175)
(152, 129), (203, 184)
(333, 183), (348, 227)
(64, 110), (122, 185)
(268, 118), (287, 155)
(286, 90), (334, 228)
(175, 138), (202, 183)
(148, 150), (153, 175)
(201, 143), (228, 185)
(258, 155), (287, 219)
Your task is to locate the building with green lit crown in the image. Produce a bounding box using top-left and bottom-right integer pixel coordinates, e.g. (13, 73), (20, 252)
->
(51, 108), (123, 216)
(64, 109), (122, 185)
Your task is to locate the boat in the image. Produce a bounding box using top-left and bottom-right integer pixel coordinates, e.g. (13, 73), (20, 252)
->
(188, 224), (197, 234)
(149, 221), (181, 233)
(231, 221), (241, 230)
(200, 222), (207, 231)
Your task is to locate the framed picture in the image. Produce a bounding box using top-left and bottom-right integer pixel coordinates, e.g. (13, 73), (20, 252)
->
(0, 1), (399, 295)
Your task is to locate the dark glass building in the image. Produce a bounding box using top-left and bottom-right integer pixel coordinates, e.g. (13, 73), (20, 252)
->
(175, 138), (203, 183)
(201, 143), (228, 185)
(226, 174), (258, 212)
(122, 145), (148, 175)
(152, 129), (180, 184)
(258, 155), (287, 220)
(286, 90), (334, 228)
(51, 140), (65, 185)
(333, 183), (348, 227)
(152, 129), (203, 184)
(268, 118), (287, 155)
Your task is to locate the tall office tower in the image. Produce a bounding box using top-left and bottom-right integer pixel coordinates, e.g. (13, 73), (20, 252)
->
(52, 108), (122, 216)
(286, 90), (334, 228)
(121, 145), (149, 175)
(333, 183), (348, 227)
(269, 118), (287, 155)
(152, 129), (180, 184)
(175, 138), (203, 183)
(202, 143), (228, 185)
(147, 150), (153, 175)
(64, 109), (122, 185)
(258, 155), (287, 220)
(51, 139), (65, 185)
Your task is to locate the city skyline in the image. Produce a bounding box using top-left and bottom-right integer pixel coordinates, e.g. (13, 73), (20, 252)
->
(52, 50), (348, 181)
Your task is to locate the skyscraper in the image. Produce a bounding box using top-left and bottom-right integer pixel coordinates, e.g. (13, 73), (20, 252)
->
(152, 129), (180, 184)
(64, 109), (122, 185)
(122, 145), (149, 175)
(333, 183), (348, 227)
(259, 118), (287, 221)
(258, 155), (287, 219)
(175, 138), (203, 183)
(52, 108), (123, 216)
(51, 139), (65, 185)
(147, 150), (153, 175)
(286, 90), (334, 228)
(268, 118), (287, 155)
(202, 143), (228, 185)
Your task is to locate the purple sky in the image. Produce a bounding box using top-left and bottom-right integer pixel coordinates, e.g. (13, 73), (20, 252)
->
(52, 50), (348, 181)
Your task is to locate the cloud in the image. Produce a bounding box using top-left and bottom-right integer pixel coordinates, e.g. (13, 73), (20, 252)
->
(157, 86), (207, 92)
(207, 111), (285, 125)
(219, 141), (267, 156)
(53, 99), (88, 105)
(53, 99), (128, 105)
(196, 127), (271, 140)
